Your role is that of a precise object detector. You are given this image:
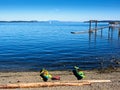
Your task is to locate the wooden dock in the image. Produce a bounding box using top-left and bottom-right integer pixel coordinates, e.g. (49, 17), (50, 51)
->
(71, 20), (120, 34)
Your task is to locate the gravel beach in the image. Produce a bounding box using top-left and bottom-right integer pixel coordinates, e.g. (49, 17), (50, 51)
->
(0, 68), (120, 90)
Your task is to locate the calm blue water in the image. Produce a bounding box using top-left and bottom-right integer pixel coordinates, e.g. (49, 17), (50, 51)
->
(0, 22), (120, 71)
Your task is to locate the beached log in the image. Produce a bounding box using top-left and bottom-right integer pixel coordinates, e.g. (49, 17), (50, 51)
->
(63, 80), (111, 83)
(0, 82), (91, 89)
(82, 80), (111, 83)
(0, 80), (111, 89)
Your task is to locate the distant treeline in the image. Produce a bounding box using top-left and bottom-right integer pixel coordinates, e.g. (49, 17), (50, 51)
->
(0, 20), (40, 23)
(0, 20), (83, 24)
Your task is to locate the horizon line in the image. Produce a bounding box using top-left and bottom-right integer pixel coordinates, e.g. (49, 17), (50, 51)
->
(0, 19), (120, 22)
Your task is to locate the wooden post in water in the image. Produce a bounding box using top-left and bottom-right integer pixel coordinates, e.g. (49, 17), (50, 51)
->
(119, 28), (120, 36)
(89, 20), (92, 33)
(101, 28), (103, 37)
(95, 20), (98, 32)
(89, 20), (98, 33)
(108, 26), (111, 40)
(118, 28), (120, 39)
(111, 27), (114, 40)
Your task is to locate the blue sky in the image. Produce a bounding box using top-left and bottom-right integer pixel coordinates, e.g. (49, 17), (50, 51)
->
(0, 0), (120, 21)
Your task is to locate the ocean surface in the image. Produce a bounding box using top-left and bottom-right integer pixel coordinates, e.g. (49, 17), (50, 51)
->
(0, 22), (120, 71)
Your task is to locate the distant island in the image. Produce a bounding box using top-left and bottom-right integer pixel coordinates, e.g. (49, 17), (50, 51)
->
(0, 20), (39, 23)
(0, 20), (120, 24)
(0, 20), (82, 23)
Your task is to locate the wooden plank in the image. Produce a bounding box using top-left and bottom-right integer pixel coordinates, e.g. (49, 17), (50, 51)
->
(62, 80), (111, 83)
(81, 80), (111, 83)
(0, 80), (111, 89)
(0, 82), (91, 89)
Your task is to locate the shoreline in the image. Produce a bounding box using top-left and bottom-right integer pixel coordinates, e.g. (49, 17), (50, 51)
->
(0, 68), (119, 90)
(0, 66), (119, 72)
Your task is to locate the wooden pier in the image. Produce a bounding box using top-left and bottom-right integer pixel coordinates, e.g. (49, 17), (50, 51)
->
(71, 20), (120, 34)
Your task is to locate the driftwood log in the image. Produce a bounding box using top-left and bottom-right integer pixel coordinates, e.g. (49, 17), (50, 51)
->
(0, 80), (111, 89)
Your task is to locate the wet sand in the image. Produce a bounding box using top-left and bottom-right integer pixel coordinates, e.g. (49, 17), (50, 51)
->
(0, 68), (120, 90)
